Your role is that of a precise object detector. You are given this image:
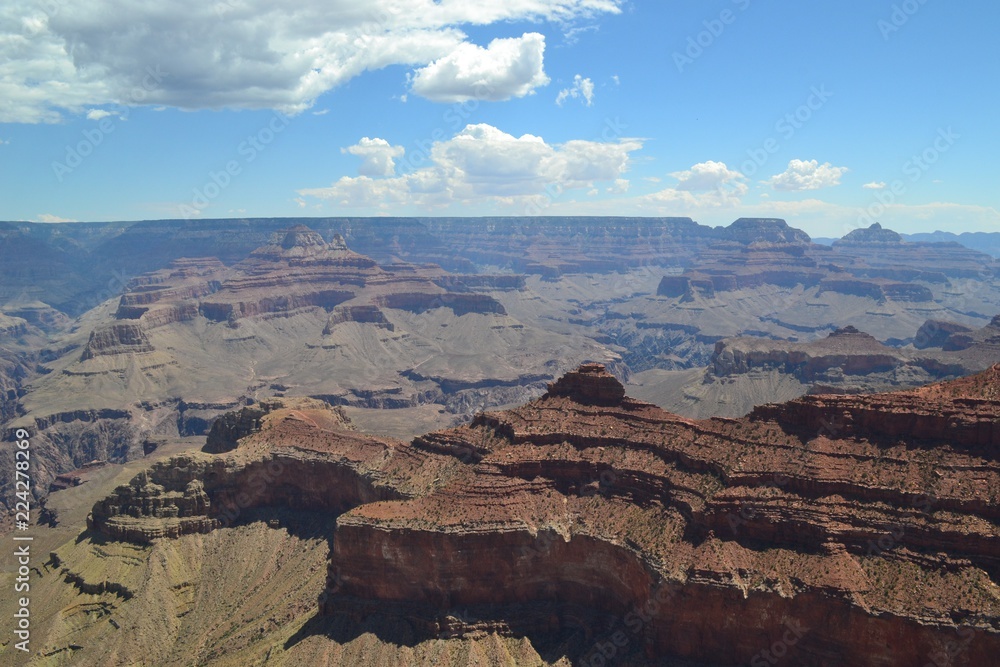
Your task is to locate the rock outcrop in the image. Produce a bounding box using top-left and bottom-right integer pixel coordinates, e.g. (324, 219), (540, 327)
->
(323, 365), (1000, 665)
(920, 314), (1000, 353)
(712, 326), (904, 381)
(651, 220), (993, 304)
(203, 402), (275, 454)
(88, 398), (460, 543)
(114, 226), (512, 325)
(721, 217), (812, 245)
(80, 322), (155, 359)
(708, 320), (1000, 396)
(915, 319), (975, 349)
(323, 305), (394, 333)
(89, 365), (1000, 665)
(835, 222), (903, 245)
(543, 362), (626, 406)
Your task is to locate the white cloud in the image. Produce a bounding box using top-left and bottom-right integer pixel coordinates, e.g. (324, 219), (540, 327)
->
(299, 122), (641, 210)
(303, 175), (412, 209)
(669, 160), (746, 193)
(635, 161), (749, 211)
(766, 159), (848, 191)
(34, 213), (76, 223)
(409, 32), (550, 103)
(608, 178), (629, 193)
(556, 74), (594, 106)
(640, 187), (740, 211)
(85, 109), (118, 121)
(1, 0), (621, 123)
(562, 24), (599, 45)
(343, 137), (405, 177)
(862, 181), (886, 190)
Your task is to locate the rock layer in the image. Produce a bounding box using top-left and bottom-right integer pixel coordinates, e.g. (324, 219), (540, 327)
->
(325, 366), (1000, 665)
(89, 366), (1000, 665)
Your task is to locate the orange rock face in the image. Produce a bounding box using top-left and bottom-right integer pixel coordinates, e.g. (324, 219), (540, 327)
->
(90, 367), (1000, 665)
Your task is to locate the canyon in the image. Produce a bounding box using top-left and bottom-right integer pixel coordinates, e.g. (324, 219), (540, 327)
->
(28, 363), (998, 665)
(4, 216), (1000, 520)
(2, 216), (1000, 664)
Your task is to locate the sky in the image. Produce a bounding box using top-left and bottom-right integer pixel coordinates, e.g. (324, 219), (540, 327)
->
(1, 0), (998, 238)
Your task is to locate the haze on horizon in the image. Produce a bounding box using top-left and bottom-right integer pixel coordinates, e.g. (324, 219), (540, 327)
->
(1, 0), (998, 239)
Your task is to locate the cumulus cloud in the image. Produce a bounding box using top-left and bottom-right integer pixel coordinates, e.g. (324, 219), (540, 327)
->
(608, 178), (629, 193)
(766, 159), (848, 191)
(85, 109), (119, 121)
(34, 213), (76, 223)
(862, 181), (887, 190)
(669, 160), (747, 194)
(556, 74), (594, 106)
(343, 137), (405, 177)
(409, 33), (550, 102)
(298, 123), (642, 211)
(637, 161), (748, 210)
(1, 0), (621, 123)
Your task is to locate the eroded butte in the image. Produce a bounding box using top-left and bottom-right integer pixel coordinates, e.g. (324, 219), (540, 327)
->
(75, 364), (1000, 666)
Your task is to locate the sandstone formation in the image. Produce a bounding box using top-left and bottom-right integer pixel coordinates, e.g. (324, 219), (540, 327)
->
(6, 215), (1000, 547)
(86, 365), (1000, 666)
(921, 314), (1000, 353)
(710, 321), (1000, 391)
(80, 322), (155, 359)
(121, 227), (513, 326)
(6, 224), (616, 515)
(832, 223), (990, 281)
(88, 397), (458, 544)
(2, 216), (996, 318)
(654, 220), (989, 304)
(915, 319), (975, 349)
(713, 326), (903, 380)
(835, 221), (903, 244)
(544, 362), (626, 405)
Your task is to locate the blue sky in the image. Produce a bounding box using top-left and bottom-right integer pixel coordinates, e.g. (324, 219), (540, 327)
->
(1, 0), (998, 238)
